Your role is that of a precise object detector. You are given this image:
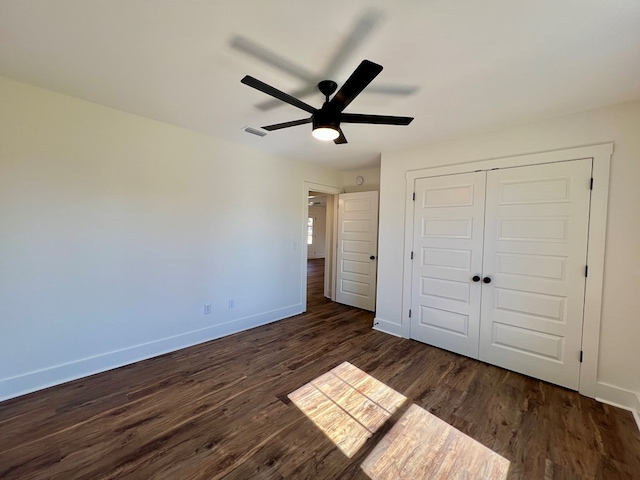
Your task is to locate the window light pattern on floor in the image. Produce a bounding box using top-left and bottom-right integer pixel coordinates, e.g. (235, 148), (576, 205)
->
(361, 404), (510, 480)
(288, 361), (406, 458)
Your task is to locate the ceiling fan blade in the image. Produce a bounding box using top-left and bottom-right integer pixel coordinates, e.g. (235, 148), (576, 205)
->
(231, 36), (315, 83)
(328, 60), (383, 112)
(241, 76), (317, 114)
(334, 128), (348, 144)
(256, 84), (319, 111)
(261, 117), (312, 131)
(340, 113), (414, 125)
(324, 9), (383, 77)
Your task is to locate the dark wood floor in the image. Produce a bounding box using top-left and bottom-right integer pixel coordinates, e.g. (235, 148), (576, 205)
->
(1, 258), (639, 479)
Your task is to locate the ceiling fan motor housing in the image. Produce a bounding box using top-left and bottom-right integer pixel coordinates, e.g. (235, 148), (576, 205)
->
(312, 107), (340, 131)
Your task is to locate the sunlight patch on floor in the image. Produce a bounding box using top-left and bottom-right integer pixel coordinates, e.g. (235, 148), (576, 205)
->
(361, 403), (510, 479)
(288, 362), (406, 458)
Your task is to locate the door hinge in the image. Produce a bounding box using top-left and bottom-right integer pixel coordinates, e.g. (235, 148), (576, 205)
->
(580, 350), (583, 363)
(412, 192), (416, 201)
(590, 178), (593, 190)
(408, 309), (412, 318)
(411, 251), (414, 260)
(585, 265), (588, 277)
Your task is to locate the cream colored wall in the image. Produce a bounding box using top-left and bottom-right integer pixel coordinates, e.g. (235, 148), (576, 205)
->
(340, 166), (381, 193)
(377, 100), (640, 406)
(0, 76), (341, 401)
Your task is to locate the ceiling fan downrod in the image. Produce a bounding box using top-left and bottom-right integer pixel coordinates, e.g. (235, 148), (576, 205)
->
(317, 80), (338, 103)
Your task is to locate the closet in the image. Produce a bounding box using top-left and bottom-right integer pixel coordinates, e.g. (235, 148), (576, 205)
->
(409, 159), (592, 390)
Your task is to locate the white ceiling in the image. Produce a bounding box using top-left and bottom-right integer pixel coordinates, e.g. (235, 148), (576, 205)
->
(1, 0), (639, 170)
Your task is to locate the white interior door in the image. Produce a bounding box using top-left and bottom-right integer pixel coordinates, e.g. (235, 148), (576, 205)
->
(479, 159), (592, 389)
(410, 172), (487, 357)
(336, 191), (379, 311)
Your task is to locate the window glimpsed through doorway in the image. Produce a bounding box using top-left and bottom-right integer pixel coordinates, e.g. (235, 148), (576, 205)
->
(307, 216), (314, 245)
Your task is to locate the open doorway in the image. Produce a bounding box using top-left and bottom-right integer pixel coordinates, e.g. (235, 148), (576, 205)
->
(301, 182), (342, 312)
(307, 193), (327, 260)
(307, 192), (329, 308)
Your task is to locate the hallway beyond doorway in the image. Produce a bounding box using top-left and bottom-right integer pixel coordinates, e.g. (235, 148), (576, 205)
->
(307, 258), (328, 309)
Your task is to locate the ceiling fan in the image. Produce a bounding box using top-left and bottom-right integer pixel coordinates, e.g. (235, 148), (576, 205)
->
(241, 60), (414, 144)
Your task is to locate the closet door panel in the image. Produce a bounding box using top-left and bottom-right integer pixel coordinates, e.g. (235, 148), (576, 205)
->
(479, 159), (592, 390)
(410, 172), (486, 358)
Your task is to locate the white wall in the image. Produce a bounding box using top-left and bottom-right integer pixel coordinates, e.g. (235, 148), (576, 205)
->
(376, 100), (640, 411)
(307, 205), (326, 258)
(340, 166), (381, 193)
(0, 76), (341, 401)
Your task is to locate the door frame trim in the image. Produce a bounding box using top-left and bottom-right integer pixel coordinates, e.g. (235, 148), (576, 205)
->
(401, 143), (612, 398)
(302, 182), (343, 312)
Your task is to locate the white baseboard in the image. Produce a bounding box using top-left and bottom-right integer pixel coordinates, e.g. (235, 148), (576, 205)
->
(595, 382), (640, 432)
(0, 303), (303, 403)
(372, 317), (403, 337)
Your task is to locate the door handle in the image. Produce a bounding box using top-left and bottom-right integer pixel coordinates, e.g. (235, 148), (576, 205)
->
(472, 275), (481, 282)
(483, 276), (492, 284)
(370, 255), (376, 260)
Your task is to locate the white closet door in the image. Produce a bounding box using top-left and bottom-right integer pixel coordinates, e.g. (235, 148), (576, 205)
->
(479, 159), (592, 389)
(410, 172), (486, 358)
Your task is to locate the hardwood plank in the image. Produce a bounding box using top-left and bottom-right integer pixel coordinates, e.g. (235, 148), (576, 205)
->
(310, 372), (390, 433)
(0, 258), (639, 479)
(362, 404), (510, 479)
(289, 382), (372, 458)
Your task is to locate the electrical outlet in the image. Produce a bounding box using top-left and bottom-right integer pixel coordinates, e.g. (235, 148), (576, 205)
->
(228, 299), (235, 309)
(204, 303), (212, 315)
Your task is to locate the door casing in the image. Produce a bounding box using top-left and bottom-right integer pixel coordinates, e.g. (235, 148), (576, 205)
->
(401, 143), (612, 398)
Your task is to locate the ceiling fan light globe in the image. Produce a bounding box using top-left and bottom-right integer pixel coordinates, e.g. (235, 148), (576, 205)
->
(312, 127), (340, 141)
